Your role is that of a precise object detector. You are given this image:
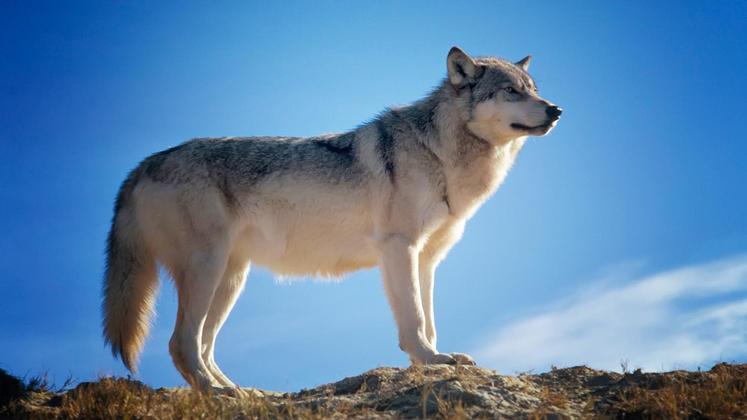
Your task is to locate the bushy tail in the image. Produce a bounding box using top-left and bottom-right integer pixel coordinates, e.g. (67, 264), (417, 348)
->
(102, 175), (158, 373)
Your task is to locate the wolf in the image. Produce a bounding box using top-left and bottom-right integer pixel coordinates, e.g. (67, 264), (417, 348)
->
(102, 46), (561, 394)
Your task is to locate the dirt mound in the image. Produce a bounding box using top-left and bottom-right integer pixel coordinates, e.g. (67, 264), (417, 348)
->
(2, 363), (745, 418)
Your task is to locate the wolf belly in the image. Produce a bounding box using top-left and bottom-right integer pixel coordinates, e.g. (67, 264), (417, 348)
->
(241, 196), (379, 277)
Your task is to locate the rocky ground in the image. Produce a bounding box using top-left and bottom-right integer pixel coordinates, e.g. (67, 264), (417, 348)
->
(1, 363), (745, 418)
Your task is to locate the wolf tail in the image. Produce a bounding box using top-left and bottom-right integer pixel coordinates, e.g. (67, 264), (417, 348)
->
(102, 171), (158, 373)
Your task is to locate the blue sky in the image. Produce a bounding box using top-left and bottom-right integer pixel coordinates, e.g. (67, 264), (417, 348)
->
(1, 1), (746, 391)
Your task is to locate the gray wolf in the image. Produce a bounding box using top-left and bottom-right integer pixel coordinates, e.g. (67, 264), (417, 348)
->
(102, 47), (562, 394)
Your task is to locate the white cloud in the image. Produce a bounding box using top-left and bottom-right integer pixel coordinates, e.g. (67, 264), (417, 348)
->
(473, 255), (747, 373)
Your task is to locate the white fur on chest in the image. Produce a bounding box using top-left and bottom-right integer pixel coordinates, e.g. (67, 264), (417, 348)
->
(445, 137), (526, 219)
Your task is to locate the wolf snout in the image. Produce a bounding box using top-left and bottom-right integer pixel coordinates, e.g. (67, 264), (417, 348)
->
(546, 105), (562, 120)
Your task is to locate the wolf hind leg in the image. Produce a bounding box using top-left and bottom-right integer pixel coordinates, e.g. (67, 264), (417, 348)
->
(169, 305), (193, 382)
(201, 257), (250, 388)
(169, 242), (231, 391)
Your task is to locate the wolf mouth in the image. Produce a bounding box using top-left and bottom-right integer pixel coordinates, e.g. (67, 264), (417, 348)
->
(510, 122), (552, 131)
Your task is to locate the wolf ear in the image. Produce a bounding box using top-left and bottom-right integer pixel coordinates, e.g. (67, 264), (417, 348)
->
(516, 55), (532, 71)
(447, 46), (480, 87)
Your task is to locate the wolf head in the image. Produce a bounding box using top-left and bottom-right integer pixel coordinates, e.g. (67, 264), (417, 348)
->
(447, 46), (561, 145)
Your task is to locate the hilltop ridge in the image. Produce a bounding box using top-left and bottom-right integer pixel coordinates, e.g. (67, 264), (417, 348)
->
(2, 363), (745, 418)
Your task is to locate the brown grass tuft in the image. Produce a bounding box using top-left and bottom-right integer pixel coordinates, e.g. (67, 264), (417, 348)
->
(612, 363), (747, 419)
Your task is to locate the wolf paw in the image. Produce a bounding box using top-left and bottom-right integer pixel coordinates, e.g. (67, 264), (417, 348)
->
(449, 352), (476, 366)
(240, 388), (265, 398)
(425, 353), (458, 365)
(422, 352), (476, 366)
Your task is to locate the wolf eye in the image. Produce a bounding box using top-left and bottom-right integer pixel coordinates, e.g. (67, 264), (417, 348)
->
(504, 86), (518, 94)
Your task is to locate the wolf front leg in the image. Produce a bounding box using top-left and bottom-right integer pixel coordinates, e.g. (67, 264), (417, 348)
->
(417, 262), (476, 366)
(418, 221), (466, 348)
(417, 261), (438, 349)
(378, 234), (456, 365)
(416, 221), (476, 366)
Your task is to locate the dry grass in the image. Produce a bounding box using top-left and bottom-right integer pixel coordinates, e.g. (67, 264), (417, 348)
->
(529, 386), (570, 420)
(1, 374), (335, 419)
(2, 363), (746, 419)
(611, 363), (747, 419)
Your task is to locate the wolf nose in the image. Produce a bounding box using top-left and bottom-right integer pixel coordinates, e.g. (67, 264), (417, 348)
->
(546, 105), (562, 119)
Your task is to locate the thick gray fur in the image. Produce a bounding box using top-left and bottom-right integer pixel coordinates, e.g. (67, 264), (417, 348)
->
(117, 57), (539, 210)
